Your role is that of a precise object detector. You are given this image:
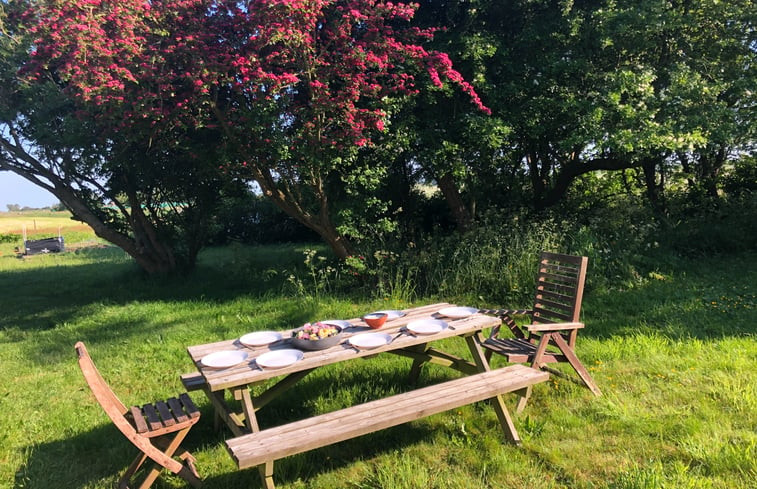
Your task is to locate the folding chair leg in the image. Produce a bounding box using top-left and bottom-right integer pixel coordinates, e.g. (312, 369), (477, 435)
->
(117, 426), (200, 489)
(137, 427), (193, 489)
(119, 452), (149, 489)
(550, 334), (602, 396)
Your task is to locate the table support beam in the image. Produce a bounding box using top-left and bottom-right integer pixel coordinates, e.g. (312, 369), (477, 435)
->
(252, 369), (314, 410)
(390, 346), (480, 379)
(206, 390), (246, 437)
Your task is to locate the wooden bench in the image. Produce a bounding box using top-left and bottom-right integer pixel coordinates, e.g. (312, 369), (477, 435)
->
(180, 372), (206, 392)
(226, 364), (548, 470)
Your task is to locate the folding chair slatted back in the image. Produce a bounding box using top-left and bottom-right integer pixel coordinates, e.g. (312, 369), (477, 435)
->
(530, 252), (587, 347)
(481, 252), (600, 404)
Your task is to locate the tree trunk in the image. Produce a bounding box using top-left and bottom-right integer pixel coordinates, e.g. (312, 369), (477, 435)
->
(316, 222), (354, 260)
(1, 122), (183, 274)
(641, 156), (666, 214)
(252, 167), (355, 260)
(53, 183), (178, 274)
(436, 172), (473, 232)
(0, 166), (179, 274)
(677, 151), (697, 189)
(699, 145), (726, 199)
(537, 155), (640, 209)
(526, 148), (546, 208)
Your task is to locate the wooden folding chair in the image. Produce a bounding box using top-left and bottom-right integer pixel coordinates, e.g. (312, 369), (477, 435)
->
(75, 341), (202, 489)
(480, 252), (601, 411)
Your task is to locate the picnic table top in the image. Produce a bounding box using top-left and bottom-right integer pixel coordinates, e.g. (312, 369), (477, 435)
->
(187, 302), (501, 392)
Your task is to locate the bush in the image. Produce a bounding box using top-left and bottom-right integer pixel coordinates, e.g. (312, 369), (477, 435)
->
(208, 190), (318, 246)
(356, 199), (680, 303)
(0, 233), (21, 244)
(659, 192), (757, 257)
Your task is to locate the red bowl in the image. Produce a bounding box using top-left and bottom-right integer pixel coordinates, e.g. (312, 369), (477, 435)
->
(362, 313), (388, 329)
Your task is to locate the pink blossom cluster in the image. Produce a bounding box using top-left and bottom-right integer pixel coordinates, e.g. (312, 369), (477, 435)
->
(22, 0), (490, 162)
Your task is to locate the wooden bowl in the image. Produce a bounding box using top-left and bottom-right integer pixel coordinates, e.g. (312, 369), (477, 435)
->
(362, 313), (388, 329)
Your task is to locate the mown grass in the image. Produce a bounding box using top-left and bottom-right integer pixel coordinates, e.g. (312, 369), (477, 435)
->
(0, 237), (754, 489)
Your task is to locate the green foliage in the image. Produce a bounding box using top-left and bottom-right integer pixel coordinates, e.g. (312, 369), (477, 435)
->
(0, 232), (20, 244)
(208, 187), (318, 246)
(722, 156), (757, 198)
(659, 192), (757, 257)
(407, 214), (564, 304)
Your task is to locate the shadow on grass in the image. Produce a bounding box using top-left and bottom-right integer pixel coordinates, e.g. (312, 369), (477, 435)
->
(16, 422), (440, 489)
(15, 372), (447, 489)
(0, 248), (297, 333)
(13, 422), (141, 489)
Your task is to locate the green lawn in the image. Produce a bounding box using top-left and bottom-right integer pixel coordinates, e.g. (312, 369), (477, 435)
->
(0, 243), (754, 489)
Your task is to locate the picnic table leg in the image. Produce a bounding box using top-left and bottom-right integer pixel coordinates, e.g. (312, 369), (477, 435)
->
(408, 357), (425, 384)
(207, 389), (246, 437)
(198, 384), (223, 432)
(238, 387), (276, 489)
(465, 333), (522, 445)
(511, 332), (553, 413)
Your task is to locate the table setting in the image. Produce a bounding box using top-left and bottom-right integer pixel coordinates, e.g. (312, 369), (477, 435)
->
(189, 303), (490, 386)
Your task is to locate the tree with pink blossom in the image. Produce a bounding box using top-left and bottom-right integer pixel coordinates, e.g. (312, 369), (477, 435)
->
(21, 0), (489, 259)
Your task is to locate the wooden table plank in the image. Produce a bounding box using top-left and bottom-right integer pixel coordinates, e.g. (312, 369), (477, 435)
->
(187, 303), (499, 392)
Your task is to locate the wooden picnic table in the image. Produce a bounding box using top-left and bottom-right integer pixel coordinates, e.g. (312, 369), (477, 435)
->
(186, 302), (548, 488)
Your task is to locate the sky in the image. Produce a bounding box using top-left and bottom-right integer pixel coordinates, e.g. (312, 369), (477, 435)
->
(0, 171), (58, 210)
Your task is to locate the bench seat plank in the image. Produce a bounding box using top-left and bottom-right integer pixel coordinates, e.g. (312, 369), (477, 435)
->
(180, 372), (206, 392)
(227, 365), (548, 469)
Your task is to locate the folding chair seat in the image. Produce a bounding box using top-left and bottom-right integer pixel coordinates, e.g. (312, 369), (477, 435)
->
(480, 252), (601, 411)
(75, 341), (202, 489)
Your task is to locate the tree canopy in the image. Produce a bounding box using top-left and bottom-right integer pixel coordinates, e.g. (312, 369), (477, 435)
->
(2, 0), (754, 273)
(19, 0), (490, 260)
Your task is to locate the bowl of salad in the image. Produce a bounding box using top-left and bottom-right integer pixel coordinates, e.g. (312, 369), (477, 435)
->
(291, 322), (343, 350)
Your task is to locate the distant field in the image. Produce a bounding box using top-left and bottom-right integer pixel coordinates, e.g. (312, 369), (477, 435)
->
(0, 211), (97, 254)
(0, 211), (92, 235)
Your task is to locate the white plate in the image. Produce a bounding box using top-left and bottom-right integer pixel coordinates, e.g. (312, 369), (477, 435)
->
(372, 310), (406, 320)
(255, 349), (304, 369)
(349, 333), (392, 350)
(319, 320), (353, 329)
(406, 319), (448, 335)
(437, 306), (478, 319)
(239, 331), (283, 347)
(201, 350), (249, 369)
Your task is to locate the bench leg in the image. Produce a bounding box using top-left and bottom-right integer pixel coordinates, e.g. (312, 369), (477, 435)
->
(258, 462), (275, 489)
(515, 386), (532, 414)
(465, 334), (522, 445)
(238, 388), (277, 489)
(489, 394), (521, 445)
